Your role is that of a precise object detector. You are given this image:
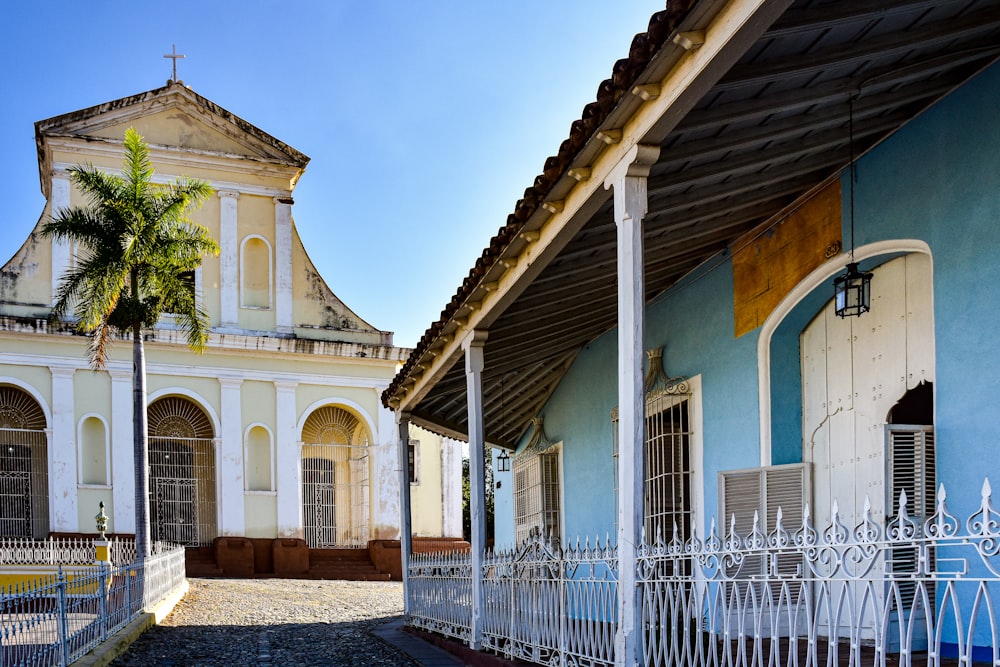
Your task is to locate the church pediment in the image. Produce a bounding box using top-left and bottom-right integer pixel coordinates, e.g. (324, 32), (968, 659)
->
(35, 82), (308, 170)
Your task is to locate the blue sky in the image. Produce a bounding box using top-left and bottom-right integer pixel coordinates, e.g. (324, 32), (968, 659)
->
(0, 1), (665, 348)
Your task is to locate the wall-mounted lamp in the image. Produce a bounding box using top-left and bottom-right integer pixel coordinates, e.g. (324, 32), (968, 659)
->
(496, 449), (511, 473)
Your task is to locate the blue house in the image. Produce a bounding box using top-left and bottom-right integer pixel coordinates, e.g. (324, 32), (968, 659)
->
(383, 0), (1000, 665)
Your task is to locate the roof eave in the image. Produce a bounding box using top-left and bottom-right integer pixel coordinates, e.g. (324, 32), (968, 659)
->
(384, 0), (793, 416)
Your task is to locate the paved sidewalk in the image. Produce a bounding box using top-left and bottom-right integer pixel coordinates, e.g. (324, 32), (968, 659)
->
(104, 578), (455, 667)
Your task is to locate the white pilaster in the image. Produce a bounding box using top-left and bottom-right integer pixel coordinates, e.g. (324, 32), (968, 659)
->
(219, 378), (244, 535)
(463, 329), (488, 649)
(605, 144), (659, 667)
(374, 399), (401, 539)
(396, 411), (412, 615)
(274, 381), (300, 537)
(219, 190), (240, 329)
(110, 370), (135, 534)
(49, 367), (76, 532)
(50, 173), (72, 307)
(274, 198), (294, 335)
(441, 437), (463, 538)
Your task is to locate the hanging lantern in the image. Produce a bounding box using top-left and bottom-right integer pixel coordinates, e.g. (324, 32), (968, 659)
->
(833, 95), (873, 318)
(834, 262), (873, 318)
(496, 449), (511, 473)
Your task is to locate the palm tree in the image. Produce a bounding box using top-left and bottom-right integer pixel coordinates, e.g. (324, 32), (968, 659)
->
(42, 127), (218, 558)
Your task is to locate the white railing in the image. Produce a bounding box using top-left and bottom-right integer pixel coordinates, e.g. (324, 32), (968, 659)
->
(408, 479), (1000, 667)
(0, 537), (95, 565)
(639, 480), (1000, 667)
(408, 532), (618, 666)
(0, 543), (186, 666)
(408, 548), (473, 642)
(483, 532), (618, 667)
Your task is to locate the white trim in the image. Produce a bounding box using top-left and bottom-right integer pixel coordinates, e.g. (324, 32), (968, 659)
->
(50, 142), (301, 190)
(239, 234), (274, 310)
(146, 387), (222, 437)
(219, 190), (240, 328)
(273, 199), (293, 334)
(756, 240), (933, 466)
(76, 413), (111, 486)
(0, 376), (53, 426)
(0, 353), (394, 390)
(50, 175), (72, 307)
(688, 375), (705, 541)
(243, 422), (275, 492)
(295, 396), (379, 444)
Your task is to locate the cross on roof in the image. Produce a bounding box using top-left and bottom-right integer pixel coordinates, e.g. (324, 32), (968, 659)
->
(164, 44), (186, 83)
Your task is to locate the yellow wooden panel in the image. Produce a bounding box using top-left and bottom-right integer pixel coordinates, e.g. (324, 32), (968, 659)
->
(733, 181), (843, 337)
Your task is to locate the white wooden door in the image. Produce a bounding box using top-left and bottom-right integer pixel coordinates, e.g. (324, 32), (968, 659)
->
(800, 253), (934, 638)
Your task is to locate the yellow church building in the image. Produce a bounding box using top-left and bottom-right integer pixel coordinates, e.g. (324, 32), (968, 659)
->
(0, 80), (462, 577)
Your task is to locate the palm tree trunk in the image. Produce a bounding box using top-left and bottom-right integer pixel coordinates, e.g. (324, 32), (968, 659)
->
(133, 321), (151, 559)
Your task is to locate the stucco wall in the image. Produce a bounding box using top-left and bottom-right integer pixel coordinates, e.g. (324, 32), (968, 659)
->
(495, 61), (1000, 544)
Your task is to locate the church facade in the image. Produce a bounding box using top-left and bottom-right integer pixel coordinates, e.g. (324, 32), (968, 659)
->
(0, 81), (459, 573)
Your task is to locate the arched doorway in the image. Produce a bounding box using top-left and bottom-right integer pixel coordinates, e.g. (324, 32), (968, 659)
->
(799, 253), (935, 641)
(801, 253), (934, 526)
(0, 386), (48, 538)
(148, 396), (217, 546)
(301, 406), (370, 548)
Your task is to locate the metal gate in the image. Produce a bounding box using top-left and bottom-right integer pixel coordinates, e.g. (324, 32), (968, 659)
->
(0, 429), (48, 538)
(302, 444), (369, 547)
(148, 436), (216, 547)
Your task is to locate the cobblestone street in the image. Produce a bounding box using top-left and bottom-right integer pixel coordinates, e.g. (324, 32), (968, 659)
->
(110, 578), (418, 667)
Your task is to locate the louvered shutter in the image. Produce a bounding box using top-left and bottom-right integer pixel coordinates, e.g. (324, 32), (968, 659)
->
(720, 464), (810, 581)
(887, 426), (935, 604)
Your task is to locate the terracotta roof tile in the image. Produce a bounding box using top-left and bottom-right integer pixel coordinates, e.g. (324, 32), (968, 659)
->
(383, 0), (698, 409)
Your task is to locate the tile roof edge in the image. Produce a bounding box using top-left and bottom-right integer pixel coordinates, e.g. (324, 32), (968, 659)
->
(383, 0), (698, 410)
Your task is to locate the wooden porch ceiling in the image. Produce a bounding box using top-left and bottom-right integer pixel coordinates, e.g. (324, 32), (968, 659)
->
(404, 0), (1000, 448)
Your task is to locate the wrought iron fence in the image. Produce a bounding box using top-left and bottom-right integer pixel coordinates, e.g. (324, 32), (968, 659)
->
(483, 532), (618, 667)
(408, 532), (618, 666)
(0, 543), (186, 666)
(408, 479), (1000, 667)
(408, 548), (473, 642)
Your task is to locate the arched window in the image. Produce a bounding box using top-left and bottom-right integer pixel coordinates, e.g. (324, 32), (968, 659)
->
(147, 396), (217, 546)
(0, 385), (49, 538)
(78, 415), (109, 486)
(240, 235), (272, 309)
(244, 425), (273, 492)
(300, 406), (370, 547)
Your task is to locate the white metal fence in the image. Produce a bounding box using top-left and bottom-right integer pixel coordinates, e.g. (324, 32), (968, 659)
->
(408, 532), (619, 666)
(0, 541), (186, 667)
(408, 479), (1000, 667)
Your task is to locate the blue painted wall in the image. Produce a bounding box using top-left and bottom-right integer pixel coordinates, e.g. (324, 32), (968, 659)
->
(494, 61), (1000, 546)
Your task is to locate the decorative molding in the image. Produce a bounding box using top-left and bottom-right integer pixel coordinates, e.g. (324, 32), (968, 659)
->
(52, 159), (295, 199)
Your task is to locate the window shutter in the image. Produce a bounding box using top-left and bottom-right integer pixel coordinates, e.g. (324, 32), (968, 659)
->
(887, 426), (935, 605)
(719, 464), (809, 581)
(887, 426), (935, 519)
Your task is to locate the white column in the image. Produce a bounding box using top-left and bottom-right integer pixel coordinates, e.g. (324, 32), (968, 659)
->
(396, 411), (413, 615)
(274, 197), (294, 335)
(605, 144), (659, 667)
(274, 381), (300, 537)
(463, 330), (488, 649)
(50, 172), (72, 307)
(49, 367), (77, 532)
(110, 369), (135, 534)
(373, 399), (400, 539)
(219, 377), (244, 535)
(219, 190), (240, 330)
